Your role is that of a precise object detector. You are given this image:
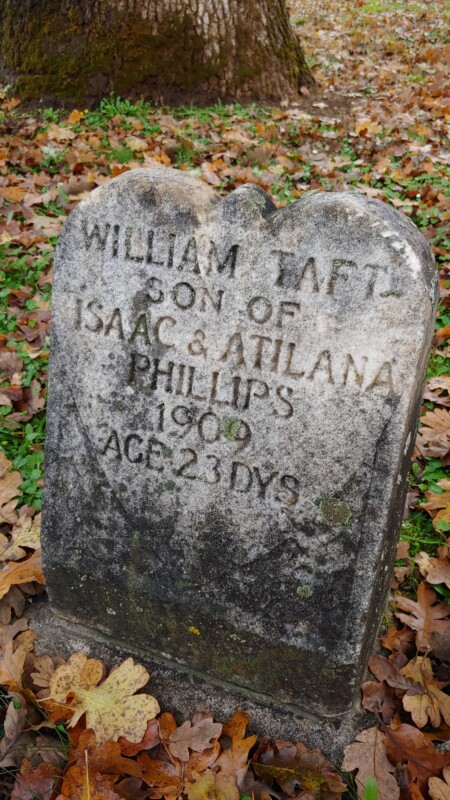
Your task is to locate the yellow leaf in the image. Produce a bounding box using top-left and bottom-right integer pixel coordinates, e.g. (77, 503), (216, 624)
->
(48, 653), (160, 745)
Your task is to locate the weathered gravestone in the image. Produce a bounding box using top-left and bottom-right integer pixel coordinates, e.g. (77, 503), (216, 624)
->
(42, 168), (438, 724)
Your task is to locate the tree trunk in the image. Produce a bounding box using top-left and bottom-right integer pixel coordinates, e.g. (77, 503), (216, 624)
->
(0, 0), (313, 107)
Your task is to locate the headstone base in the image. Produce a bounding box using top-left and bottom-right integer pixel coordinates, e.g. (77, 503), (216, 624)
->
(29, 597), (372, 762)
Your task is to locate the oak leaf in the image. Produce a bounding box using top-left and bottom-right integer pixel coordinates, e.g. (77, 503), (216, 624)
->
(168, 718), (222, 761)
(185, 769), (240, 800)
(419, 409), (450, 451)
(138, 752), (181, 798)
(0, 691), (32, 769)
(342, 727), (399, 800)
(421, 483), (450, 532)
(429, 765), (450, 800)
(379, 626), (415, 658)
(0, 450), (22, 524)
(0, 628), (35, 689)
(416, 552), (450, 589)
(68, 729), (143, 778)
(139, 716), (221, 799)
(0, 584), (27, 624)
(384, 723), (445, 790)
(0, 549), (45, 599)
(119, 717), (160, 756)
(361, 681), (397, 723)
(368, 654), (422, 693)
(401, 657), (450, 728)
(57, 764), (124, 800)
(254, 740), (345, 798)
(47, 653), (160, 745)
(11, 758), (58, 800)
(0, 512), (41, 561)
(395, 582), (450, 650)
(215, 710), (257, 788)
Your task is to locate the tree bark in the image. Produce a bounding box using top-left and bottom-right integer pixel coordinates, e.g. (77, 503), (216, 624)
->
(0, 0), (313, 106)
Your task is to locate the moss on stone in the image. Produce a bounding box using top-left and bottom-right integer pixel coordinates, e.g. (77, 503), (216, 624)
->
(319, 498), (352, 526)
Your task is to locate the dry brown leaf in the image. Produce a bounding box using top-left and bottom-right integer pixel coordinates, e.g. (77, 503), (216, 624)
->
(0, 628), (36, 690)
(401, 657), (450, 728)
(11, 758), (58, 800)
(48, 653), (160, 744)
(0, 512), (41, 561)
(2, 186), (27, 203)
(421, 483), (450, 532)
(47, 122), (77, 142)
(0, 549), (45, 599)
(57, 764), (123, 800)
(342, 726), (399, 800)
(168, 718), (222, 761)
(416, 552), (450, 588)
(67, 109), (84, 124)
(384, 724), (445, 790)
(395, 582), (450, 650)
(215, 710), (257, 788)
(118, 717), (160, 756)
(68, 729), (143, 778)
(429, 765), (450, 800)
(0, 450), (22, 525)
(419, 409), (450, 450)
(255, 740), (346, 798)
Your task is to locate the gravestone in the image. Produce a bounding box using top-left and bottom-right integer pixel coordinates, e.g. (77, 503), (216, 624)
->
(42, 168), (437, 722)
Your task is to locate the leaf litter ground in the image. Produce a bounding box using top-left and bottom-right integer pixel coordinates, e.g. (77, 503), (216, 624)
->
(0, 0), (450, 797)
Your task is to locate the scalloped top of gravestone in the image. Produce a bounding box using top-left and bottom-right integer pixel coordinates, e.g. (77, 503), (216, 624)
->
(42, 169), (438, 719)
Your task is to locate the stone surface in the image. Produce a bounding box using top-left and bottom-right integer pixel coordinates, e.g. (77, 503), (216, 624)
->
(29, 596), (372, 762)
(42, 168), (438, 721)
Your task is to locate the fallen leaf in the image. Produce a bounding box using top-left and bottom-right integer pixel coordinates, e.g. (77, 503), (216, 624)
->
(0, 549), (45, 599)
(0, 450), (22, 525)
(384, 723), (445, 790)
(419, 410), (450, 453)
(119, 717), (160, 756)
(124, 135), (148, 152)
(47, 122), (77, 142)
(68, 729), (143, 778)
(429, 765), (450, 800)
(416, 552), (450, 589)
(11, 758), (58, 800)
(185, 769), (240, 800)
(0, 628), (36, 689)
(67, 109), (84, 124)
(342, 727), (399, 800)
(215, 710), (257, 787)
(401, 657), (450, 728)
(395, 582), (450, 650)
(48, 653), (160, 744)
(168, 718), (222, 761)
(57, 764), (123, 799)
(254, 740), (346, 798)
(421, 483), (450, 532)
(361, 680), (397, 723)
(2, 186), (27, 203)
(0, 512), (41, 561)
